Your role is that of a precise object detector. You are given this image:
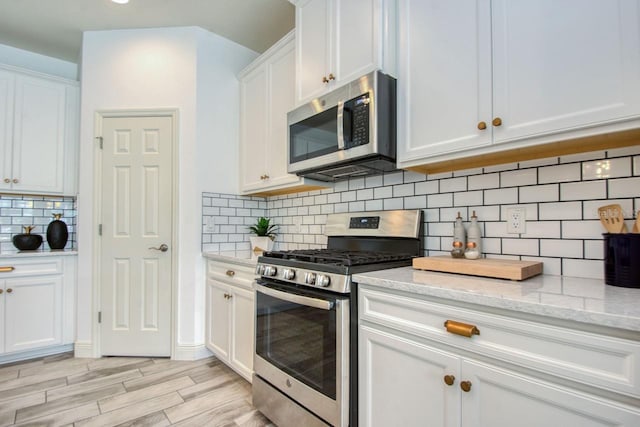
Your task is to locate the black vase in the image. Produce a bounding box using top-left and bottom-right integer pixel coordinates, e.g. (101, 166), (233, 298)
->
(13, 232), (43, 250)
(47, 213), (68, 250)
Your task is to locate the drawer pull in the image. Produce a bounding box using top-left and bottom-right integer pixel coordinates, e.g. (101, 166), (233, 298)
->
(225, 270), (235, 277)
(444, 320), (480, 337)
(0, 266), (15, 273)
(6, 288), (12, 294)
(444, 375), (455, 386)
(460, 380), (472, 392)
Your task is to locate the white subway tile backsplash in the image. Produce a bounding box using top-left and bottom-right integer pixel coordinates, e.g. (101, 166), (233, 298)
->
(365, 175), (383, 188)
(349, 201), (365, 212)
(383, 171), (404, 186)
(365, 200), (383, 211)
(468, 173), (499, 190)
(404, 171), (427, 183)
(584, 240), (604, 260)
(469, 205), (500, 221)
(519, 157), (558, 168)
(383, 198), (404, 210)
(349, 177), (366, 190)
(539, 201), (582, 220)
(357, 189), (374, 201)
(560, 151), (605, 163)
(404, 196), (427, 209)
(540, 239), (582, 258)
(341, 191), (356, 202)
(484, 162), (518, 173)
(524, 256), (562, 276)
(520, 184), (559, 203)
(393, 183), (415, 197)
(454, 167), (483, 177)
(500, 169), (537, 187)
(634, 156), (640, 176)
(440, 177), (467, 193)
(482, 237), (501, 254)
(538, 163), (580, 184)
(454, 191), (483, 207)
(484, 188), (518, 205)
(374, 186), (393, 199)
(428, 222), (452, 237)
(562, 259), (603, 280)
(583, 199), (633, 219)
(523, 221), (561, 239)
(562, 220), (604, 240)
(415, 180), (439, 195)
(608, 177), (640, 198)
(427, 193), (453, 208)
(502, 238), (539, 256)
(427, 171), (452, 180)
(583, 158), (632, 180)
(484, 221), (511, 238)
(607, 145), (640, 157)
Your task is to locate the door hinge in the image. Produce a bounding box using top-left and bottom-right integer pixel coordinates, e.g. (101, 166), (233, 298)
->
(96, 136), (103, 149)
(98, 224), (102, 236)
(98, 311), (102, 323)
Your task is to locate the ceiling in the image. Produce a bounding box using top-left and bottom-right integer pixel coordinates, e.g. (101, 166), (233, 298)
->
(0, 0), (295, 63)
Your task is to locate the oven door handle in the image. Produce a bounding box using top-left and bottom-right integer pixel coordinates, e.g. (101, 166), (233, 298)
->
(256, 284), (335, 311)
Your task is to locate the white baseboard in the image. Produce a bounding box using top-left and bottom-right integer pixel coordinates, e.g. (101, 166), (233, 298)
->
(74, 341), (96, 358)
(173, 344), (213, 361)
(0, 344), (74, 365)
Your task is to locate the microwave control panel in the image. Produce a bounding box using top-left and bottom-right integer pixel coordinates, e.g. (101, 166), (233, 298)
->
(344, 94), (370, 148)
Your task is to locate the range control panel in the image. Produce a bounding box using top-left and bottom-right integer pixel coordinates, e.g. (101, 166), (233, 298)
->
(349, 216), (380, 229)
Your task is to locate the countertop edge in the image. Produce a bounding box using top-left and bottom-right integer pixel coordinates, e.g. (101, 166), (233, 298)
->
(353, 267), (640, 334)
(0, 250), (78, 259)
(202, 252), (256, 268)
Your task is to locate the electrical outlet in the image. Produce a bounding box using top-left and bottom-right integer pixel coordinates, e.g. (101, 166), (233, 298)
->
(205, 216), (215, 232)
(507, 207), (526, 234)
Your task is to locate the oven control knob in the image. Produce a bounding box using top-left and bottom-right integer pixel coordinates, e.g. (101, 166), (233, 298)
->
(304, 272), (316, 285)
(282, 268), (296, 280)
(255, 264), (265, 275)
(264, 266), (278, 277)
(316, 274), (331, 287)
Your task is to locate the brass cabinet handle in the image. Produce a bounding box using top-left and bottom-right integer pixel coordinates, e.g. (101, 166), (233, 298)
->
(460, 380), (472, 392)
(6, 288), (12, 294)
(328, 73), (335, 81)
(12, 178), (19, 184)
(322, 76), (329, 83)
(3, 178), (9, 183)
(444, 320), (480, 337)
(0, 266), (15, 273)
(225, 270), (235, 277)
(444, 375), (455, 386)
(477, 121), (487, 130)
(492, 117), (502, 127)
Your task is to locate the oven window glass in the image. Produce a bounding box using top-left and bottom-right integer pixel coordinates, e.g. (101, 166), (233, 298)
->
(289, 106), (339, 164)
(256, 288), (337, 399)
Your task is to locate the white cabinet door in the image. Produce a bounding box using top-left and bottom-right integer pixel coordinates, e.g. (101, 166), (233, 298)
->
(359, 325), (460, 427)
(0, 70), (15, 192)
(397, 0), (493, 163)
(296, 0), (332, 103)
(12, 75), (67, 194)
(229, 285), (255, 381)
(4, 276), (63, 353)
(462, 359), (640, 427)
(240, 65), (269, 190)
(492, 0), (640, 143)
(206, 279), (230, 360)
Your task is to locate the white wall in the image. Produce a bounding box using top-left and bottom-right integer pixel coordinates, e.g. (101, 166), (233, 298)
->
(76, 26), (256, 358)
(0, 43), (78, 80)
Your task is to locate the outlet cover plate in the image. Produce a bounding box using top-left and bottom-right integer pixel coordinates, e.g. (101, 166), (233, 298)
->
(507, 207), (526, 234)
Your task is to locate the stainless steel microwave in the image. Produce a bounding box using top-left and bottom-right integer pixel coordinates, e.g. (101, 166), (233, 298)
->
(287, 70), (397, 182)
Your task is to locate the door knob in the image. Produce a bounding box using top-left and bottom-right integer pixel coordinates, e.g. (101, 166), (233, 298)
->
(148, 244), (169, 252)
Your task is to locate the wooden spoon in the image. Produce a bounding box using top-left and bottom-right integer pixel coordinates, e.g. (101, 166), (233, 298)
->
(598, 204), (628, 233)
(633, 210), (640, 233)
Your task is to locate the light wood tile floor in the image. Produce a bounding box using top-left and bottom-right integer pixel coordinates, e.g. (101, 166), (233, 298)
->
(0, 352), (273, 427)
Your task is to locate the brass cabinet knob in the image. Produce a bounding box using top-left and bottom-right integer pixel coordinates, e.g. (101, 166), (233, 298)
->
(225, 270), (235, 277)
(6, 288), (12, 294)
(444, 375), (455, 386)
(322, 76), (329, 83)
(3, 178), (9, 183)
(12, 178), (19, 184)
(492, 117), (502, 127)
(477, 121), (487, 130)
(460, 380), (472, 392)
(328, 73), (335, 81)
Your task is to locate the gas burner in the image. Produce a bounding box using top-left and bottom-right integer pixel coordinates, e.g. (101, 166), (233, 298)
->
(263, 249), (415, 267)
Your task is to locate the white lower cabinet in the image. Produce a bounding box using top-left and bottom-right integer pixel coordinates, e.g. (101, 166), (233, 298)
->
(0, 255), (76, 358)
(359, 285), (640, 427)
(205, 259), (256, 382)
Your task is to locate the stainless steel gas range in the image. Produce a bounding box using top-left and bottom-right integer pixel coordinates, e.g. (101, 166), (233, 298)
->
(252, 210), (422, 427)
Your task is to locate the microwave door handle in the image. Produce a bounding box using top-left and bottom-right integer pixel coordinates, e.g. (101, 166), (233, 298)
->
(337, 100), (345, 150)
(256, 284), (334, 311)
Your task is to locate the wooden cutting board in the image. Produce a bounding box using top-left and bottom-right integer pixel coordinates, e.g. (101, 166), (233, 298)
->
(413, 256), (543, 281)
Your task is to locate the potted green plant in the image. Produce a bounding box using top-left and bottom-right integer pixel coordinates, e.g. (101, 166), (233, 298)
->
(248, 217), (279, 259)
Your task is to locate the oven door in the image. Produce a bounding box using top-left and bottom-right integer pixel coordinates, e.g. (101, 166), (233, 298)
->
(255, 280), (349, 427)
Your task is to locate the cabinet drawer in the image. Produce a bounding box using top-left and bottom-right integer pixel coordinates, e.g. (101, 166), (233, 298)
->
(0, 258), (63, 277)
(207, 260), (255, 289)
(359, 285), (640, 398)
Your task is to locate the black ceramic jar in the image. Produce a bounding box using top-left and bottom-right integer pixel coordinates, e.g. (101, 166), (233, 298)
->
(13, 225), (43, 250)
(46, 213), (68, 250)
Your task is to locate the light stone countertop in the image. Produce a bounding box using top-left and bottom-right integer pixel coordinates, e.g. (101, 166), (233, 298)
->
(202, 252), (257, 268)
(0, 249), (78, 259)
(353, 267), (640, 333)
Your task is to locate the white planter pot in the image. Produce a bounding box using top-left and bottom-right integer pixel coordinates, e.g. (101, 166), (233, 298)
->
(250, 236), (274, 260)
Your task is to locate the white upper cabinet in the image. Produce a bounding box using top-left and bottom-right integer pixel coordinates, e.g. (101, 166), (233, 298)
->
(0, 65), (79, 195)
(239, 31), (327, 195)
(294, 0), (397, 104)
(397, 0), (640, 168)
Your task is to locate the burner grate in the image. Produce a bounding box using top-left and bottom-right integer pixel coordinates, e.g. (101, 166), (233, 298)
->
(262, 249), (415, 267)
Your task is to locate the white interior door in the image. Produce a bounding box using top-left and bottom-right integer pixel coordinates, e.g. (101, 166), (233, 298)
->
(100, 115), (173, 356)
